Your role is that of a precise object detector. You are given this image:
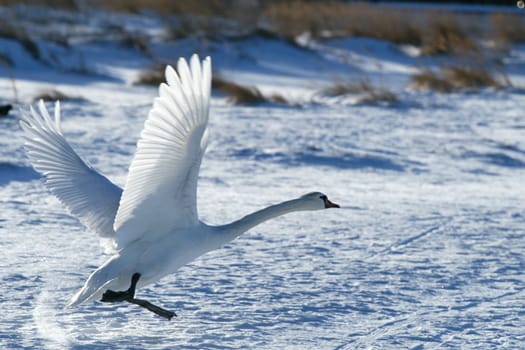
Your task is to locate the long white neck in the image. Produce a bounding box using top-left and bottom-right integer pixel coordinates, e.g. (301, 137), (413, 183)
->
(214, 197), (312, 244)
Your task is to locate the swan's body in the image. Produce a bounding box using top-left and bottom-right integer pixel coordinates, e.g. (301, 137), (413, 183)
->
(21, 55), (339, 318)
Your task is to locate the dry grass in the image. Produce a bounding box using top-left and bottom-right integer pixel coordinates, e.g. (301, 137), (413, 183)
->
(121, 33), (150, 55)
(359, 88), (397, 105)
(446, 66), (503, 89)
(135, 66), (288, 105)
(411, 66), (505, 92)
(166, 16), (250, 42)
(212, 76), (266, 104)
(90, 0), (234, 17)
(262, 2), (525, 59)
(411, 69), (454, 93)
(96, 0), (260, 41)
(262, 1), (422, 45)
(112, 25), (152, 57)
(0, 0), (78, 9)
(491, 13), (525, 47)
(213, 76), (289, 105)
(323, 79), (397, 104)
(421, 15), (479, 56)
(32, 89), (84, 102)
(134, 64), (166, 86)
(1, 0), (521, 99)
(2, 0), (522, 59)
(324, 79), (360, 95)
(89, 0), (177, 14)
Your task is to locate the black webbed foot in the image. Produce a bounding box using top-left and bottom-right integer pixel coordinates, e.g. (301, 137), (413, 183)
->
(100, 273), (176, 320)
(101, 272), (139, 302)
(128, 298), (177, 320)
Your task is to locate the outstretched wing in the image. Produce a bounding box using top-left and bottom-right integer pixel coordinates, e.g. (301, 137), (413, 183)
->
(20, 100), (123, 239)
(113, 55), (211, 249)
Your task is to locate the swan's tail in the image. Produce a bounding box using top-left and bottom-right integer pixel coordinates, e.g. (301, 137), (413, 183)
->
(66, 256), (128, 308)
(67, 268), (115, 308)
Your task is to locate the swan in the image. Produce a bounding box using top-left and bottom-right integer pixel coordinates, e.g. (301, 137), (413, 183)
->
(20, 55), (339, 319)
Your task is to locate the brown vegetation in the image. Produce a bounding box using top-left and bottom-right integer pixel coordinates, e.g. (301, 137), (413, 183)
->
(262, 2), (422, 45)
(0, 0), (77, 9)
(323, 79), (397, 104)
(411, 69), (454, 93)
(212, 76), (289, 105)
(411, 66), (504, 92)
(446, 66), (502, 89)
(32, 89), (84, 102)
(90, 0), (233, 17)
(420, 15), (479, 56)
(2, 0), (523, 59)
(134, 64), (166, 86)
(212, 76), (266, 104)
(135, 66), (288, 105)
(1, 0), (522, 98)
(490, 13), (525, 46)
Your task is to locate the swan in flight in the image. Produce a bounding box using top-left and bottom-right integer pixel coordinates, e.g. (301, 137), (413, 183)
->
(20, 55), (339, 320)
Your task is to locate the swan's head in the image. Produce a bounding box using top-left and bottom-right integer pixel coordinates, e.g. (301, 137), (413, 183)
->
(300, 192), (340, 210)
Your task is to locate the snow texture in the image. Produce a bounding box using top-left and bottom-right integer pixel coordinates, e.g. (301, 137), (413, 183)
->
(1, 4), (524, 349)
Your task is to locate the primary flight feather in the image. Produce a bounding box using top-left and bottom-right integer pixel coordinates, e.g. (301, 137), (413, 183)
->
(21, 55), (339, 319)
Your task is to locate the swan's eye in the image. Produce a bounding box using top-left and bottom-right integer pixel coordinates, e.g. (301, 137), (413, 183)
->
(320, 195), (327, 201)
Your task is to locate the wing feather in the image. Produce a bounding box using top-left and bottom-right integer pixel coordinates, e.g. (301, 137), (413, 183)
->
(20, 101), (122, 240)
(113, 55), (211, 249)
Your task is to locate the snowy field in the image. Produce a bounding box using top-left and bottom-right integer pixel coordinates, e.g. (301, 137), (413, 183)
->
(1, 4), (525, 349)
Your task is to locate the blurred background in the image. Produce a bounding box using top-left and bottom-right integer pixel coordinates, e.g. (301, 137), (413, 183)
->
(0, 0), (524, 109)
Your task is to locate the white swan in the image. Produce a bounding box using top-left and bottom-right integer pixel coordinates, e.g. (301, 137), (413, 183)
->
(20, 55), (339, 319)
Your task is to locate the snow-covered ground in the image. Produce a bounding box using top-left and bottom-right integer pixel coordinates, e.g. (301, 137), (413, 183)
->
(1, 4), (524, 349)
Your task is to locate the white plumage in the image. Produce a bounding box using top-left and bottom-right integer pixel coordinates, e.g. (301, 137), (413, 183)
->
(21, 54), (339, 317)
(21, 100), (122, 240)
(113, 56), (211, 249)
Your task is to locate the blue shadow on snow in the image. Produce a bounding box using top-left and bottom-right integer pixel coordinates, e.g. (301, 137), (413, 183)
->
(0, 162), (40, 186)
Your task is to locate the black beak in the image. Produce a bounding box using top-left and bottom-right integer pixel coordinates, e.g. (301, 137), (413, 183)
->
(324, 198), (340, 208)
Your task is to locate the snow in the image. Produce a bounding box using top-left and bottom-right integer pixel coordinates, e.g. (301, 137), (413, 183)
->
(1, 4), (525, 349)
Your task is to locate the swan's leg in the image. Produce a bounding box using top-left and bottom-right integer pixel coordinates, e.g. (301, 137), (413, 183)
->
(101, 273), (140, 302)
(127, 297), (177, 320)
(101, 273), (176, 320)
